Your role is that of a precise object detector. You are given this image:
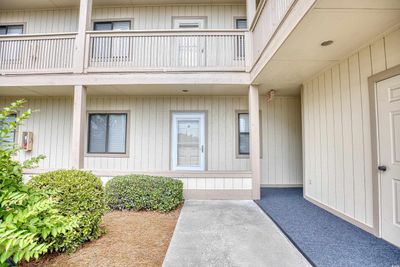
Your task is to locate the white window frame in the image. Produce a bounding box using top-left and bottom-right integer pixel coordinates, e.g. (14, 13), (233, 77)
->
(171, 112), (206, 171)
(172, 17), (207, 29)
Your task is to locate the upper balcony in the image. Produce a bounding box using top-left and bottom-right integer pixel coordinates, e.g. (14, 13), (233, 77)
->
(0, 0), (303, 76)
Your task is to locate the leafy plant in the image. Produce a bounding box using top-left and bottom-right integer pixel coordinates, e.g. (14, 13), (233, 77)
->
(0, 100), (77, 267)
(105, 175), (183, 212)
(29, 170), (106, 252)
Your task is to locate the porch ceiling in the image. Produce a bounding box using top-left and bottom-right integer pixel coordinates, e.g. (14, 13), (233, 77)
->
(254, 0), (400, 95)
(0, 84), (249, 96)
(0, 86), (73, 96)
(0, 0), (245, 10)
(88, 84), (249, 96)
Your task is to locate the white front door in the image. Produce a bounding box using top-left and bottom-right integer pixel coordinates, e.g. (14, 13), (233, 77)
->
(173, 18), (206, 67)
(172, 112), (205, 171)
(377, 74), (400, 247)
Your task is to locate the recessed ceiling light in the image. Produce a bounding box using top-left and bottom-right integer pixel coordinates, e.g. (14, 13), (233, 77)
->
(321, 40), (334, 47)
(182, 90), (189, 92)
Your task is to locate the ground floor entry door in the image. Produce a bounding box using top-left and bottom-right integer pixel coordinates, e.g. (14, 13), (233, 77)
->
(377, 74), (400, 247)
(171, 112), (205, 171)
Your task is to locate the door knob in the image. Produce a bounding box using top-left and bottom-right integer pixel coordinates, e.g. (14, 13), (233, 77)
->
(378, 165), (387, 172)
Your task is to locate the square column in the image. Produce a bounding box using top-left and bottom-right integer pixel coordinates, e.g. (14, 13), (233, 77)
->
(71, 85), (87, 169)
(249, 85), (261, 199)
(73, 0), (92, 73)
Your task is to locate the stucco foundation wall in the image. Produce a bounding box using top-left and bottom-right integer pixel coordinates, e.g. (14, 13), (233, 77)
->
(302, 27), (400, 228)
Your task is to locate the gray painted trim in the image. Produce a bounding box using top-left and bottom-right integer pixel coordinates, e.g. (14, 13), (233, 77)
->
(368, 64), (400, 237)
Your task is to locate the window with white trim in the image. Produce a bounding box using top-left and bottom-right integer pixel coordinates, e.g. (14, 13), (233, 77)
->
(88, 113), (127, 154)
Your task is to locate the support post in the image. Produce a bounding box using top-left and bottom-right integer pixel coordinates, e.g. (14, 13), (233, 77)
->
(71, 85), (87, 169)
(249, 84), (260, 200)
(246, 0), (257, 28)
(73, 0), (92, 73)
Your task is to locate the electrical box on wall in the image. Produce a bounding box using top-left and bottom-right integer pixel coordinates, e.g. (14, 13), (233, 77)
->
(22, 132), (33, 151)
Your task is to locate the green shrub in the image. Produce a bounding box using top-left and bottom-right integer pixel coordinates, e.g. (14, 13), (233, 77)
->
(105, 175), (183, 212)
(29, 170), (106, 252)
(0, 100), (77, 266)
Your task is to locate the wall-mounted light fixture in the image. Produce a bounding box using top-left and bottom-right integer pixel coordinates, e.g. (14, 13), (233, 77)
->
(266, 90), (276, 102)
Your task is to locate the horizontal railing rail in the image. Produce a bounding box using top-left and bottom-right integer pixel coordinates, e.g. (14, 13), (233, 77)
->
(86, 30), (246, 71)
(0, 33), (77, 74)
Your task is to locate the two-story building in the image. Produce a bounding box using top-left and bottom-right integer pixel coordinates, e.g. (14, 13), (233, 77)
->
(1, 0), (400, 247)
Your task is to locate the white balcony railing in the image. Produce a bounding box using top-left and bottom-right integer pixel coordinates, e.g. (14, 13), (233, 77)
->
(86, 30), (246, 71)
(0, 33), (76, 74)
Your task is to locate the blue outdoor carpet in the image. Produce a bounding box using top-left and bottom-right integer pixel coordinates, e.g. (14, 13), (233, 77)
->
(256, 188), (400, 267)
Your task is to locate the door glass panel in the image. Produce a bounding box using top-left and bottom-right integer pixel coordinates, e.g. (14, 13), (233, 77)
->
(177, 119), (200, 167)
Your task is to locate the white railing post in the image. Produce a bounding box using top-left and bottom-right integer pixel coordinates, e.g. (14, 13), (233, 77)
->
(73, 0), (92, 73)
(245, 31), (253, 72)
(249, 84), (261, 200)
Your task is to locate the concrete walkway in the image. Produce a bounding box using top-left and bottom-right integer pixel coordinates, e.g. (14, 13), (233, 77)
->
(163, 200), (310, 267)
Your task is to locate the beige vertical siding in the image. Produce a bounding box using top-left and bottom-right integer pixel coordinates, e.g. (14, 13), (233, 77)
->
(0, 4), (245, 34)
(0, 96), (73, 170)
(302, 27), (400, 227)
(260, 96), (303, 186)
(0, 9), (79, 33)
(85, 95), (250, 171)
(92, 5), (246, 29)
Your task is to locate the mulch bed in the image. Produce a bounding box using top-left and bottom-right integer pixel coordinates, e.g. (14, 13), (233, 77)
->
(20, 208), (181, 267)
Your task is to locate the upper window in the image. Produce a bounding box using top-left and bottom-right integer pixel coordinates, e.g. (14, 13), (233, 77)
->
(0, 25), (23, 35)
(0, 114), (17, 146)
(173, 18), (206, 29)
(93, 21), (131, 31)
(235, 19), (247, 29)
(238, 113), (250, 155)
(88, 113), (127, 154)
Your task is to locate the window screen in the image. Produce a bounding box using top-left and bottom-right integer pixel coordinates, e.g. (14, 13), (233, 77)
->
(235, 19), (247, 29)
(0, 25), (23, 35)
(88, 113), (127, 154)
(238, 113), (249, 155)
(93, 21), (130, 31)
(0, 114), (17, 146)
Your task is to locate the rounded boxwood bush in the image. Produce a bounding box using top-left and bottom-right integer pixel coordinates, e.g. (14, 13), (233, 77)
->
(105, 175), (183, 212)
(29, 170), (106, 252)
